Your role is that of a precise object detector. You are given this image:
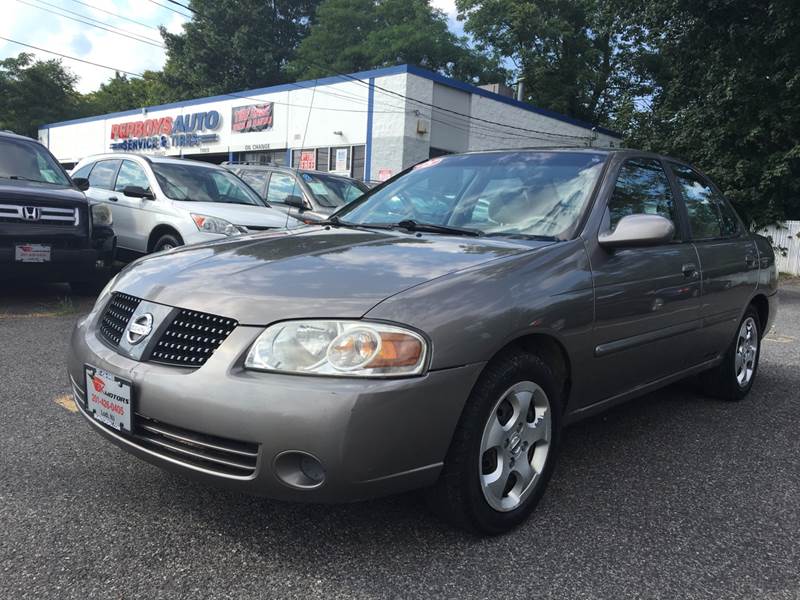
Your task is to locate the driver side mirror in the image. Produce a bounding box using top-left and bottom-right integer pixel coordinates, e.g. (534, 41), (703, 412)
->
(284, 194), (307, 210)
(123, 185), (155, 200)
(72, 176), (90, 192)
(598, 214), (675, 248)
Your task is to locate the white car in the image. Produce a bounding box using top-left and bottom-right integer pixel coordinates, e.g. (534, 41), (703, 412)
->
(71, 154), (297, 255)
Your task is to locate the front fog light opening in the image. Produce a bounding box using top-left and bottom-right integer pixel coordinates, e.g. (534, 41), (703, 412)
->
(274, 451), (326, 489)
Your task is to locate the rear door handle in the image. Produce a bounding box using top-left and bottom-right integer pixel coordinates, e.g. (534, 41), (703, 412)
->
(108, 196), (118, 202)
(682, 263), (698, 278)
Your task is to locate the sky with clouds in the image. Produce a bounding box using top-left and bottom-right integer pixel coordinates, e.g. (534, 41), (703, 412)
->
(1, 0), (464, 94)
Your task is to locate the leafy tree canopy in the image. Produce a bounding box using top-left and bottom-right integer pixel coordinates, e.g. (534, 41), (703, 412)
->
(620, 0), (800, 225)
(160, 0), (321, 101)
(0, 53), (84, 138)
(288, 0), (504, 83)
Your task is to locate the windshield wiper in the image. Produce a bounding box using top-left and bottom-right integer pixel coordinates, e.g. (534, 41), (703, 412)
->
(321, 216), (392, 230)
(484, 232), (559, 242)
(392, 219), (484, 237)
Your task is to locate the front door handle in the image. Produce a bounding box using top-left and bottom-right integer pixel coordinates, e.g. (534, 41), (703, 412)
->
(108, 196), (118, 202)
(682, 262), (698, 278)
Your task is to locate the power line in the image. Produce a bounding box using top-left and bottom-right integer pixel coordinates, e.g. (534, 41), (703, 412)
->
(16, 0), (164, 48)
(0, 35), (145, 77)
(146, 0), (192, 19)
(68, 0), (164, 33)
(164, 0), (196, 14)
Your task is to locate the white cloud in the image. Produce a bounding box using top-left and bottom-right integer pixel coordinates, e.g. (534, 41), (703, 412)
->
(0, 0), (186, 92)
(1, 0), (465, 94)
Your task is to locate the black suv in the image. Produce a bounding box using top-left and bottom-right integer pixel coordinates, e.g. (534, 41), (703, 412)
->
(223, 162), (369, 222)
(0, 131), (115, 291)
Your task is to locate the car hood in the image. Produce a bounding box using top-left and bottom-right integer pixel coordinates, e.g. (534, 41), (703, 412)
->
(113, 227), (545, 324)
(0, 180), (86, 206)
(171, 200), (296, 228)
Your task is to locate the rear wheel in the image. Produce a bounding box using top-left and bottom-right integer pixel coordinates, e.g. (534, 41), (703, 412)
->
(427, 350), (562, 534)
(701, 306), (761, 401)
(151, 232), (182, 253)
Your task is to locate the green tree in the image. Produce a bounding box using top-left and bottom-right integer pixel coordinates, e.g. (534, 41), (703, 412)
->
(622, 0), (800, 225)
(83, 71), (172, 115)
(160, 0), (320, 101)
(0, 53), (85, 138)
(456, 0), (641, 124)
(288, 0), (503, 83)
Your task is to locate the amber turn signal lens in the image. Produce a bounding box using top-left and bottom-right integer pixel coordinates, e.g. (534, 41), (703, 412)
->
(367, 333), (423, 368)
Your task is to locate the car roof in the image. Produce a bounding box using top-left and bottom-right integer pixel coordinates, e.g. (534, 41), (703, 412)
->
(455, 146), (686, 164)
(77, 153), (223, 169)
(230, 163), (360, 180)
(0, 130), (41, 143)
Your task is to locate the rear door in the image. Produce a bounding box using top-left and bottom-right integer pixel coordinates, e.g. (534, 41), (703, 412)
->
(588, 157), (703, 401)
(668, 163), (758, 360)
(112, 160), (154, 253)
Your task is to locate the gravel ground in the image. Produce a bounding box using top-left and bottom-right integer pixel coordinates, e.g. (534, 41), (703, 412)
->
(0, 282), (798, 599)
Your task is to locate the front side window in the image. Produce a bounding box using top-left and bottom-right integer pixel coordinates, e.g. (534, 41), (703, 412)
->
(115, 160), (150, 192)
(267, 172), (301, 204)
(150, 162), (265, 206)
(0, 138), (71, 186)
(338, 151), (607, 239)
(72, 163), (94, 179)
(88, 160), (121, 190)
(671, 164), (727, 239)
(607, 158), (676, 235)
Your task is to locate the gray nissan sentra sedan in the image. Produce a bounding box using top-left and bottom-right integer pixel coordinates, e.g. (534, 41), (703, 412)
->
(68, 149), (777, 534)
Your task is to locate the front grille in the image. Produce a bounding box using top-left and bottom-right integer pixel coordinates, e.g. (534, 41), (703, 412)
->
(0, 203), (79, 226)
(150, 309), (238, 367)
(242, 225), (274, 232)
(133, 414), (258, 477)
(99, 293), (141, 346)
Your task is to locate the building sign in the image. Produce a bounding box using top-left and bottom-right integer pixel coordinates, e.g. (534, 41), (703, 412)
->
(109, 110), (222, 151)
(231, 103), (274, 133)
(299, 150), (316, 170)
(378, 168), (393, 181)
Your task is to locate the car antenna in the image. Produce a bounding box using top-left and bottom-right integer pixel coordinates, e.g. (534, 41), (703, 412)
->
(285, 79), (318, 229)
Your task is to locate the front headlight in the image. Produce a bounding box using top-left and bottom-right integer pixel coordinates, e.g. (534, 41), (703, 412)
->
(91, 203), (113, 226)
(244, 320), (427, 377)
(191, 213), (241, 236)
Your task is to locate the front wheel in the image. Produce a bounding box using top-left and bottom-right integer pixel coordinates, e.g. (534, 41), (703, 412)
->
(427, 351), (562, 534)
(701, 307), (761, 401)
(151, 233), (182, 253)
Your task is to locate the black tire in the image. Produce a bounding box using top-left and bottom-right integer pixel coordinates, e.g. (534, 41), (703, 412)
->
(701, 306), (761, 401)
(151, 232), (182, 253)
(427, 350), (563, 535)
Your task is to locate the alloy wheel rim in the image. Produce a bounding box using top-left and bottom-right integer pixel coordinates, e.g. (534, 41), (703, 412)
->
(735, 317), (758, 388)
(479, 381), (552, 512)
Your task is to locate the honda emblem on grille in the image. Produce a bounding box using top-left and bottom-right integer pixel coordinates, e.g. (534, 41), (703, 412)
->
(22, 206), (41, 221)
(125, 313), (154, 345)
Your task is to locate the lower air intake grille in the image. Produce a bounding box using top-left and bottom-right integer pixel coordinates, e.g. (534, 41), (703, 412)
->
(134, 414), (258, 477)
(99, 293), (141, 346)
(150, 309), (238, 368)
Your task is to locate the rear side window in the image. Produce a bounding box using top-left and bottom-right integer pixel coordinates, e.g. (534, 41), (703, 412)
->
(88, 160), (121, 190)
(670, 164), (738, 239)
(115, 160), (150, 192)
(607, 158), (677, 234)
(239, 170), (269, 197)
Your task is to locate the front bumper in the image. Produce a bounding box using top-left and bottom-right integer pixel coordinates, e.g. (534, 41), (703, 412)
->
(0, 231), (116, 282)
(67, 313), (483, 502)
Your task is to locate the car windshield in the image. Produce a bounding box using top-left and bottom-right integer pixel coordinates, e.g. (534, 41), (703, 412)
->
(151, 162), (265, 206)
(301, 172), (368, 208)
(0, 138), (70, 186)
(337, 151), (607, 239)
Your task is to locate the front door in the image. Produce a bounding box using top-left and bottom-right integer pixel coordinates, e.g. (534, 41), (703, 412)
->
(112, 160), (154, 253)
(668, 163), (759, 360)
(587, 157), (703, 403)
